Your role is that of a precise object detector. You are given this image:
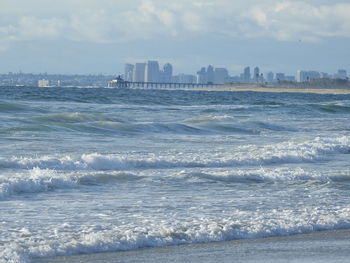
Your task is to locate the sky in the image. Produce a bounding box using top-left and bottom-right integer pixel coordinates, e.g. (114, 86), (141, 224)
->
(0, 0), (349, 76)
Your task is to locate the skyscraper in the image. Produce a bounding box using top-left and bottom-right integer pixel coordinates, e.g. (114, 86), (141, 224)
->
(197, 67), (207, 84)
(145, 61), (160, 82)
(133, 63), (146, 82)
(207, 65), (215, 84)
(253, 67), (260, 82)
(162, 63), (173, 83)
(124, 64), (134, 82)
(243, 67), (251, 83)
(214, 68), (229, 84)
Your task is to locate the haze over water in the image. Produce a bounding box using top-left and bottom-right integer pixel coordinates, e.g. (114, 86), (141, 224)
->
(1, 86), (350, 262)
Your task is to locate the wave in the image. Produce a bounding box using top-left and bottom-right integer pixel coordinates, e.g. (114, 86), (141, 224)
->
(0, 168), (141, 199)
(0, 166), (336, 201)
(173, 167), (328, 183)
(1, 136), (349, 171)
(3, 206), (350, 263)
(306, 100), (350, 113)
(185, 114), (234, 123)
(33, 112), (114, 123)
(0, 101), (35, 113)
(0, 168), (75, 199)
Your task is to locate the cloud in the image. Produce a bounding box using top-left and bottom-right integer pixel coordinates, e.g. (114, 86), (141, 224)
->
(0, 0), (349, 48)
(246, 1), (350, 41)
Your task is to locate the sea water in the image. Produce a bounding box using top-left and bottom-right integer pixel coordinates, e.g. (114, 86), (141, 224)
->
(1, 86), (350, 262)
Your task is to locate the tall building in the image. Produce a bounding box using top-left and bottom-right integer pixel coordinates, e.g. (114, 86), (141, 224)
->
(197, 67), (207, 84)
(253, 67), (260, 82)
(297, 70), (321, 82)
(124, 64), (134, 82)
(162, 63), (173, 83)
(243, 67), (251, 83)
(207, 65), (215, 84)
(145, 61), (160, 82)
(133, 63), (146, 82)
(214, 68), (229, 84)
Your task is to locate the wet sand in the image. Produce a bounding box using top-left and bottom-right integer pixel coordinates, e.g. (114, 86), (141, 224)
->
(35, 229), (350, 263)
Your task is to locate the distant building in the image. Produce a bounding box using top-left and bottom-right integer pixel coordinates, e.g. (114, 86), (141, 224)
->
(124, 64), (134, 82)
(207, 65), (215, 84)
(197, 67), (207, 84)
(145, 61), (160, 82)
(171, 75), (180, 83)
(275, 73), (285, 82)
(214, 68), (229, 84)
(133, 63), (146, 82)
(297, 70), (321, 82)
(285, 76), (296, 82)
(266, 72), (274, 83)
(253, 67), (260, 82)
(177, 74), (197, 83)
(162, 63), (173, 83)
(243, 67), (251, 83)
(38, 79), (49, 87)
(335, 69), (347, 80)
(320, 72), (331, 79)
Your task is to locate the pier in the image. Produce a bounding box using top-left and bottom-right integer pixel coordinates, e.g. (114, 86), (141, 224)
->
(108, 79), (222, 89)
(128, 81), (222, 89)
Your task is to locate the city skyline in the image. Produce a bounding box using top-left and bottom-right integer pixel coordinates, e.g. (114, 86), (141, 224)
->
(122, 60), (348, 85)
(0, 0), (349, 75)
(0, 62), (348, 87)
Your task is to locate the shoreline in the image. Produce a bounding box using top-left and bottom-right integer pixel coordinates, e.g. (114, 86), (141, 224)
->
(35, 229), (350, 263)
(202, 85), (350, 94)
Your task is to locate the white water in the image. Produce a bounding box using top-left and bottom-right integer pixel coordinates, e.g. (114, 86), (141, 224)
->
(1, 88), (350, 262)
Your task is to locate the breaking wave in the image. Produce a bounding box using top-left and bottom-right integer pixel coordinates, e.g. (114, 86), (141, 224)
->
(0, 168), (141, 199)
(1, 136), (349, 171)
(2, 206), (350, 263)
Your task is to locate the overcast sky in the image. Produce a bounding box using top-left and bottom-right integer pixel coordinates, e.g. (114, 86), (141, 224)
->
(0, 0), (349, 75)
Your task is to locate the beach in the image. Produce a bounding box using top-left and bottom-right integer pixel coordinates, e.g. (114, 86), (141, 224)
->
(36, 229), (350, 263)
(200, 85), (350, 94)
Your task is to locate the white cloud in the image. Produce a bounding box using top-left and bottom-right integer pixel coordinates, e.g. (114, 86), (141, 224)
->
(0, 0), (349, 48)
(246, 1), (350, 41)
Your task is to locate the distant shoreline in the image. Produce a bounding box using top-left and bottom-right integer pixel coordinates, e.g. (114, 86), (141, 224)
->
(201, 84), (350, 94)
(3, 84), (350, 94)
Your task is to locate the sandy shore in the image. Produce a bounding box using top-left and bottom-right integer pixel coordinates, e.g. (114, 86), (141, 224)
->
(199, 85), (350, 94)
(35, 229), (350, 263)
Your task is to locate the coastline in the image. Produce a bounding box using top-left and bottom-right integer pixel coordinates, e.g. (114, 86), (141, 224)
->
(199, 85), (350, 94)
(35, 229), (350, 263)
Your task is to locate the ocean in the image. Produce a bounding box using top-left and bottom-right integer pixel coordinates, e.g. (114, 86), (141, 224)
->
(1, 86), (350, 262)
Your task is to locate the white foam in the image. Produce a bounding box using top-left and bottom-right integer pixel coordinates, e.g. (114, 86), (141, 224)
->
(185, 114), (234, 123)
(2, 206), (350, 263)
(0, 168), (140, 199)
(0, 136), (349, 172)
(174, 167), (327, 183)
(0, 168), (76, 199)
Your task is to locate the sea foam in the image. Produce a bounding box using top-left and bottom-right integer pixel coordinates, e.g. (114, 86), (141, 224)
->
(2, 206), (350, 263)
(1, 136), (349, 172)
